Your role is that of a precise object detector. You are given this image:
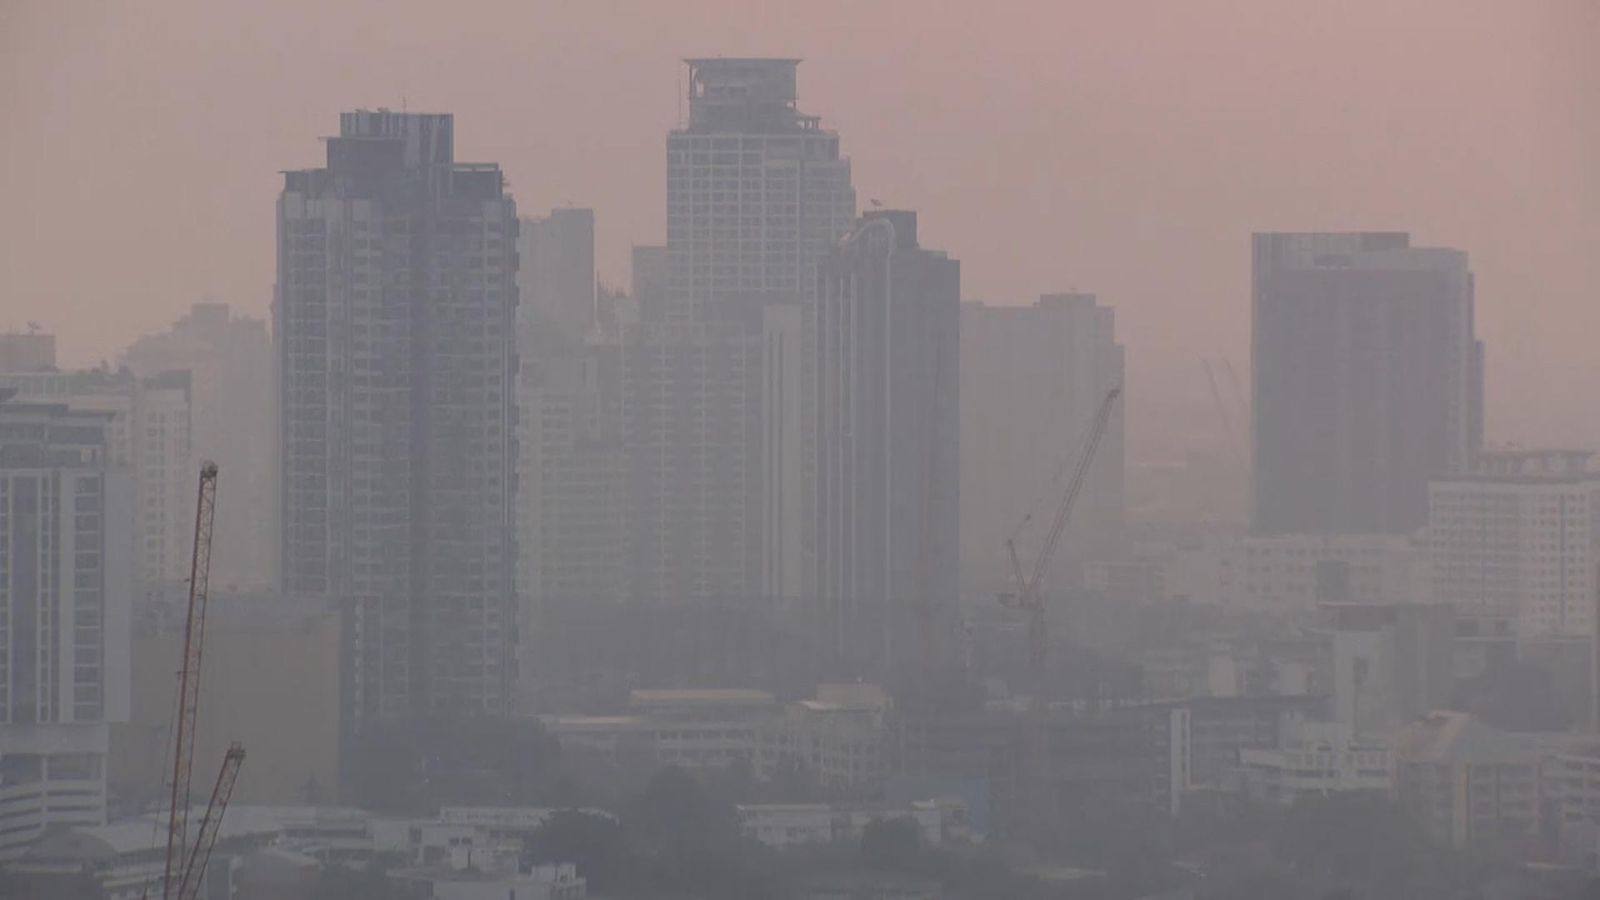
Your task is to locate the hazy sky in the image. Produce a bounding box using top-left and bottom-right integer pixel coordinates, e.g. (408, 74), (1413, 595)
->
(2, 0), (1595, 456)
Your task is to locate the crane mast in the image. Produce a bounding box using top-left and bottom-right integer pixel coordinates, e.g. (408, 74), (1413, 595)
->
(162, 462), (219, 900)
(1001, 386), (1121, 672)
(997, 386), (1121, 832)
(175, 743), (246, 900)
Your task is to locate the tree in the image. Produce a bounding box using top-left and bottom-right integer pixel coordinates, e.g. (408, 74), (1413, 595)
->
(860, 816), (923, 872)
(523, 810), (631, 892)
(627, 765), (734, 845)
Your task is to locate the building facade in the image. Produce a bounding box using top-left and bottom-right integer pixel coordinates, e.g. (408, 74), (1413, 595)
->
(1239, 720), (1391, 805)
(517, 208), (596, 348)
(1324, 602), (1455, 736)
(813, 211), (959, 675)
(276, 110), (518, 724)
(623, 58), (855, 612)
(0, 366), (193, 600)
(512, 209), (627, 711)
(959, 294), (1124, 601)
(1252, 232), (1482, 535)
(121, 302), (276, 591)
(0, 395), (134, 857)
(1394, 711), (1542, 849)
(1428, 449), (1600, 640)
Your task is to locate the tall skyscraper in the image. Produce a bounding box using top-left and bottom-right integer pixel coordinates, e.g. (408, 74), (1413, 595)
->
(621, 59), (854, 609)
(959, 294), (1125, 600)
(812, 211), (959, 675)
(665, 58), (855, 322)
(1429, 450), (1600, 640)
(0, 393), (134, 858)
(1252, 232), (1482, 535)
(277, 110), (518, 724)
(513, 208), (626, 710)
(122, 303), (275, 591)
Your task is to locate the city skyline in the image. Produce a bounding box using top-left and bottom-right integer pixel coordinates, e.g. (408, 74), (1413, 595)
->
(4, 5), (1600, 894)
(4, 2), (1596, 456)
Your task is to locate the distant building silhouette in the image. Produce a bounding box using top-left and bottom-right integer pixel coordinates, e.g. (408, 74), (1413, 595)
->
(1252, 232), (1482, 535)
(0, 332), (56, 372)
(517, 208), (595, 349)
(621, 59), (855, 609)
(276, 111), (518, 724)
(122, 302), (275, 592)
(513, 209), (628, 711)
(812, 211), (959, 675)
(959, 294), (1125, 600)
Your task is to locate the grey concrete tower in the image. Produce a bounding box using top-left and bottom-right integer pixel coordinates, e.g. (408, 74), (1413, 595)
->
(277, 111), (518, 725)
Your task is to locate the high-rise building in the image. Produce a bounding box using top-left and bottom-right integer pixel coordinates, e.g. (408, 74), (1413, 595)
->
(1428, 450), (1600, 640)
(0, 392), (134, 858)
(1252, 232), (1482, 535)
(621, 59), (854, 610)
(0, 364), (193, 599)
(276, 110), (518, 724)
(122, 303), (275, 590)
(630, 245), (668, 311)
(959, 294), (1125, 599)
(517, 208), (595, 348)
(812, 211), (959, 675)
(513, 209), (626, 711)
(665, 58), (855, 322)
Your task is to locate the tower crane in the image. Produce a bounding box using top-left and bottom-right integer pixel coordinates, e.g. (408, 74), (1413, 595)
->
(140, 462), (243, 900)
(174, 743), (246, 900)
(1202, 360), (1244, 469)
(161, 461), (218, 898)
(996, 386), (1121, 829)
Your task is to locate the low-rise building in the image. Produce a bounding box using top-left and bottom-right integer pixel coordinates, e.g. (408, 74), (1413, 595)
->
(10, 804), (593, 899)
(1394, 711), (1543, 849)
(764, 684), (890, 790)
(1541, 745), (1600, 831)
(736, 801), (945, 849)
(1239, 720), (1390, 804)
(407, 862), (586, 900)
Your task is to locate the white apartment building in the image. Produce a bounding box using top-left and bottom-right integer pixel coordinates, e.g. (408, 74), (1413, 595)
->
(0, 367), (193, 597)
(1428, 449), (1600, 639)
(0, 395), (134, 858)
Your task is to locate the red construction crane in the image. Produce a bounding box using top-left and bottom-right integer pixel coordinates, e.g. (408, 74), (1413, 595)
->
(159, 462), (219, 900)
(174, 743), (246, 900)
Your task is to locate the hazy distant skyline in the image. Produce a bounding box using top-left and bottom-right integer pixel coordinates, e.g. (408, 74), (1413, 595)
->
(2, 0), (1595, 456)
